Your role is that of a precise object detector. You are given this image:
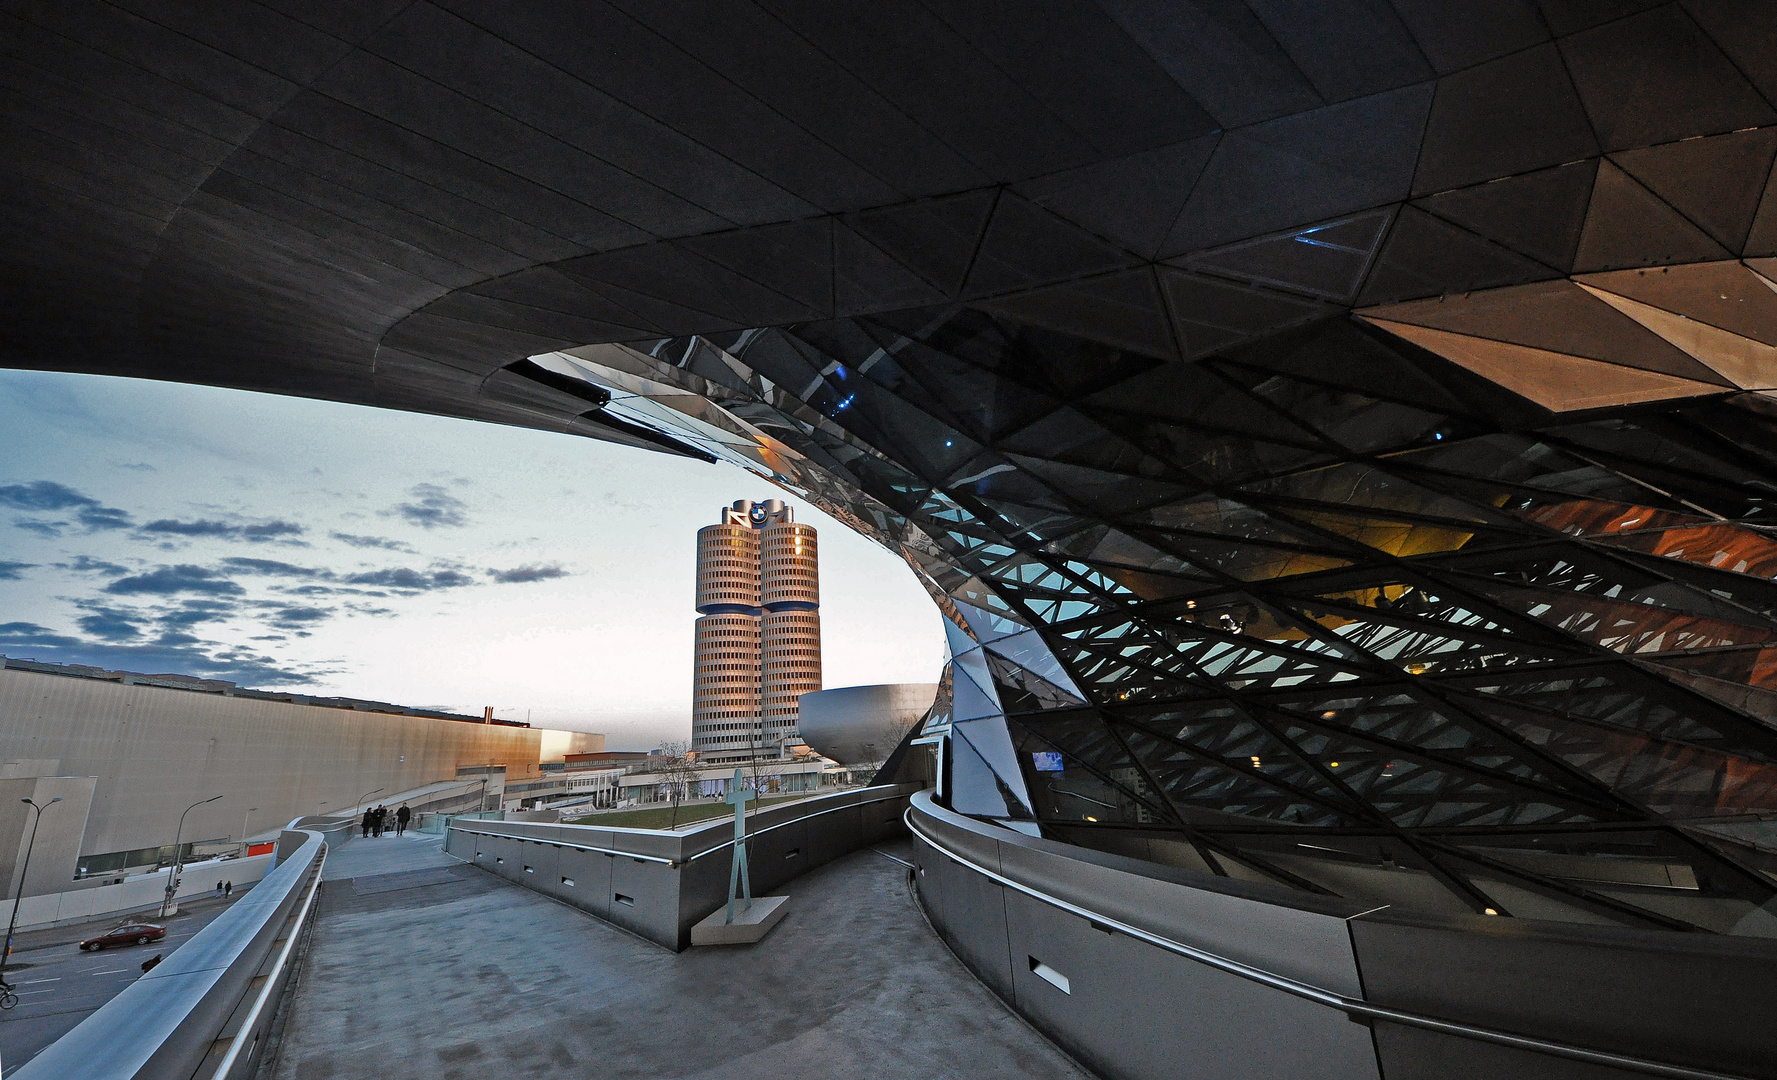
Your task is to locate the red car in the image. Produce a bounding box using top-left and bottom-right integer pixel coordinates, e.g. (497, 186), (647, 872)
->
(79, 923), (166, 951)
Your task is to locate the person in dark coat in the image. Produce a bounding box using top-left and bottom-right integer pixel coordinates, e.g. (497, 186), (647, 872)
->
(395, 804), (411, 837)
(361, 808), (374, 839)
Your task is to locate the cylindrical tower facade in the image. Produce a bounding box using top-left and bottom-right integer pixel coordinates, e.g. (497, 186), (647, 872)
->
(692, 614), (760, 753)
(691, 500), (819, 762)
(695, 522), (760, 613)
(761, 520), (820, 745)
(692, 515), (761, 755)
(762, 611), (821, 742)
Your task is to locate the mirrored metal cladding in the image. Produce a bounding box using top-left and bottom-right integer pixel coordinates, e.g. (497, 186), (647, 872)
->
(518, 304), (1777, 935)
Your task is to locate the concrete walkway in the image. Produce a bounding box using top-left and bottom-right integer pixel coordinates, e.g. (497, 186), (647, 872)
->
(268, 833), (1088, 1080)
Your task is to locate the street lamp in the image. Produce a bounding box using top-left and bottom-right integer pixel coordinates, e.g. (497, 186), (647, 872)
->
(241, 807), (259, 847)
(1, 797), (62, 988)
(356, 788), (384, 815)
(160, 795), (222, 918)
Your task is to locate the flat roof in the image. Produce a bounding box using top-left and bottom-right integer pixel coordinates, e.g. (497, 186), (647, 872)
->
(0, 655), (530, 727)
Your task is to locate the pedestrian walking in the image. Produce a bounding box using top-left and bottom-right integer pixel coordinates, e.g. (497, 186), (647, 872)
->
(396, 804), (411, 837)
(361, 808), (373, 839)
(224, 880), (232, 899)
(214, 880), (223, 898)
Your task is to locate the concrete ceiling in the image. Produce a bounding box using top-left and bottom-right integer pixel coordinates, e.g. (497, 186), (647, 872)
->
(5, 1), (1777, 440)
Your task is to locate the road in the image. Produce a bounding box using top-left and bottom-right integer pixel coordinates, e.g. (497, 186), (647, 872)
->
(0, 890), (247, 1071)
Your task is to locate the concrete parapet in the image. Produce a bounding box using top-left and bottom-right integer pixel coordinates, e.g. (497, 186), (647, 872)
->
(444, 783), (919, 950)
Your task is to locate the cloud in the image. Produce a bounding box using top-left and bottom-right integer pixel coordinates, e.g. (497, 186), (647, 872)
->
(14, 521), (64, 538)
(60, 555), (129, 575)
(487, 563), (569, 584)
(156, 600), (237, 629)
(241, 520), (304, 541)
(115, 462), (157, 472)
(106, 564), (245, 597)
(390, 483), (468, 529)
(268, 605), (332, 627)
(0, 481), (133, 531)
(141, 518), (238, 537)
(75, 606), (143, 641)
(0, 625), (325, 685)
(0, 480), (96, 511)
(139, 518), (303, 543)
(78, 505), (134, 530)
(0, 560), (34, 580)
(341, 566), (475, 591)
(0, 621), (83, 649)
(329, 531), (414, 552)
(221, 557), (325, 578)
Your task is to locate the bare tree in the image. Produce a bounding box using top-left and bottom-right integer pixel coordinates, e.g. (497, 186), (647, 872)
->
(745, 728), (790, 818)
(655, 741), (700, 829)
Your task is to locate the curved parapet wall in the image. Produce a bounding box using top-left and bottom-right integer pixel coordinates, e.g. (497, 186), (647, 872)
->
(798, 683), (940, 765)
(907, 793), (1777, 1080)
(15, 826), (329, 1080)
(444, 784), (920, 950)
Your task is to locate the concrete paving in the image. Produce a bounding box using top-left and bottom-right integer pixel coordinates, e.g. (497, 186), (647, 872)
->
(268, 833), (1089, 1080)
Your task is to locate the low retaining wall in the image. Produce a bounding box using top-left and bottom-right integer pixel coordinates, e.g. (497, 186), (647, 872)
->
(907, 792), (1777, 1080)
(444, 784), (917, 950)
(15, 822), (329, 1080)
(0, 853), (274, 933)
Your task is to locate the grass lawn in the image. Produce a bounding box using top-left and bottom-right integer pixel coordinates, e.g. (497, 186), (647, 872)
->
(565, 793), (814, 831)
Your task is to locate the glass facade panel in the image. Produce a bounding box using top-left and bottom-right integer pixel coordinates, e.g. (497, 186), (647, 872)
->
(521, 300), (1777, 932)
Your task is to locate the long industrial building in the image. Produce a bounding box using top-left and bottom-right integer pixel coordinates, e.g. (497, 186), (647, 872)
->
(6, 5), (1777, 1078)
(0, 657), (564, 883)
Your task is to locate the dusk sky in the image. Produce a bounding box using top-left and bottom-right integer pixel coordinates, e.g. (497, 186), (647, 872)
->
(0, 369), (944, 750)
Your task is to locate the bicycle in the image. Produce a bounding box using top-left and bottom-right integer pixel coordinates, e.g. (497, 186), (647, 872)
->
(0, 980), (18, 1010)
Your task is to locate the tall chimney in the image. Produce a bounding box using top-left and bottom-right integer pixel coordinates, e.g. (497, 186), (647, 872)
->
(483, 706), (493, 723)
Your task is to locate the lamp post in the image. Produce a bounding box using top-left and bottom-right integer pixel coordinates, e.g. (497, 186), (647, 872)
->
(241, 807), (258, 847)
(355, 788), (383, 816)
(1, 796), (62, 988)
(160, 795), (222, 919)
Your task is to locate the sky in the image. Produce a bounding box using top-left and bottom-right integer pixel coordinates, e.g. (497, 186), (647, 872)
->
(0, 369), (945, 750)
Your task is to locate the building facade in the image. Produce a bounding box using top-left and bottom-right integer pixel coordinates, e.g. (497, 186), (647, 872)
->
(692, 500), (821, 762)
(0, 659), (551, 882)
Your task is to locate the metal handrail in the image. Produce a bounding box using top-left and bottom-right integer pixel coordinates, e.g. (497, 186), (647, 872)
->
(11, 829), (329, 1080)
(444, 827), (676, 865)
(905, 804), (1754, 1080)
(447, 787), (914, 868)
(683, 789), (912, 863)
(211, 845), (325, 1078)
